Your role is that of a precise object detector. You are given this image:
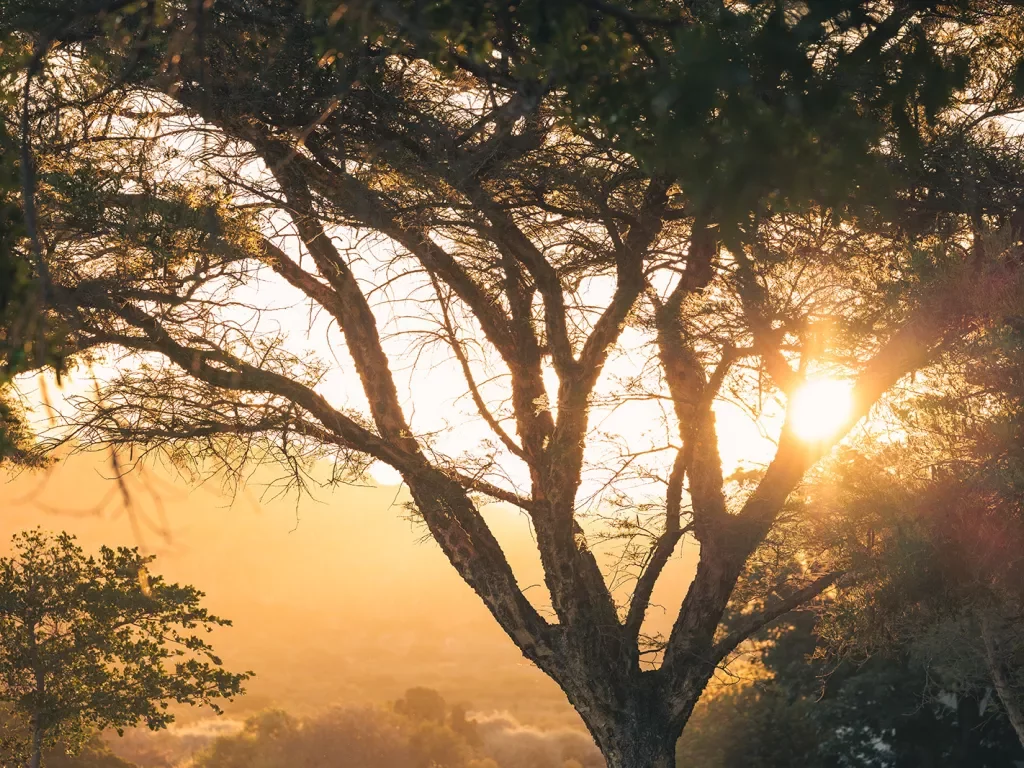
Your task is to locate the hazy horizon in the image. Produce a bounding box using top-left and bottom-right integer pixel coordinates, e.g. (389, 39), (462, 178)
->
(1, 448), (700, 731)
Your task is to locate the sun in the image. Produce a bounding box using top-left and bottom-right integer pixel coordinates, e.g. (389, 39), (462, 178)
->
(788, 378), (853, 443)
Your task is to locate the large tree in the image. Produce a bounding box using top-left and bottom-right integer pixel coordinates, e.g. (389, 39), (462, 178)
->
(4, 1), (1024, 765)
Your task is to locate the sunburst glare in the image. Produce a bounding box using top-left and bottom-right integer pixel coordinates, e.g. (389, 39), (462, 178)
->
(788, 378), (854, 443)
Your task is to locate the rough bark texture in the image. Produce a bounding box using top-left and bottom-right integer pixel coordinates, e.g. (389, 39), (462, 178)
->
(595, 724), (677, 768)
(557, 664), (681, 768)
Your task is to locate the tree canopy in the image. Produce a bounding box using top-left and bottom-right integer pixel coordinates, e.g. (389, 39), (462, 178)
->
(2, 1), (1024, 765)
(0, 529), (249, 768)
(677, 609), (1024, 767)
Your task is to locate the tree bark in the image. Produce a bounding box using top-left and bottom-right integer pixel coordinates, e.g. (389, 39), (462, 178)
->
(980, 616), (1024, 750)
(564, 672), (683, 768)
(589, 716), (678, 768)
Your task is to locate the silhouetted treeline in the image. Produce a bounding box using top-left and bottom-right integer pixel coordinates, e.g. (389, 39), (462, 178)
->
(109, 689), (601, 768)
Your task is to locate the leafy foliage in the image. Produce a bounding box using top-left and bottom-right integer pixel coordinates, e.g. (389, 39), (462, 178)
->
(0, 529), (249, 766)
(679, 612), (1024, 767)
(322, 0), (1024, 238)
(0, 708), (138, 768)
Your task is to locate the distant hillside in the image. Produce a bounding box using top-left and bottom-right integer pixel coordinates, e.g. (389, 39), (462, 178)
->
(1, 450), (698, 728)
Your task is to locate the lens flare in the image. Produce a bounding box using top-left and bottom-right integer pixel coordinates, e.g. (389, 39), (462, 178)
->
(788, 378), (853, 442)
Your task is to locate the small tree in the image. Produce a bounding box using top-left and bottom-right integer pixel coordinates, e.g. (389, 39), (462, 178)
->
(0, 529), (250, 768)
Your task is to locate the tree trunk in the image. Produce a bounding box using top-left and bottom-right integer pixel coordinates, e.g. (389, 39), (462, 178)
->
(592, 720), (677, 768)
(25, 714), (42, 768)
(980, 616), (1024, 750)
(26, 620), (44, 768)
(574, 688), (680, 768)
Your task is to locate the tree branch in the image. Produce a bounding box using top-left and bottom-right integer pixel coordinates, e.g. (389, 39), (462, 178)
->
(270, 161), (419, 451)
(79, 299), (557, 665)
(711, 571), (845, 664)
(259, 238), (348, 326)
(430, 272), (528, 461)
